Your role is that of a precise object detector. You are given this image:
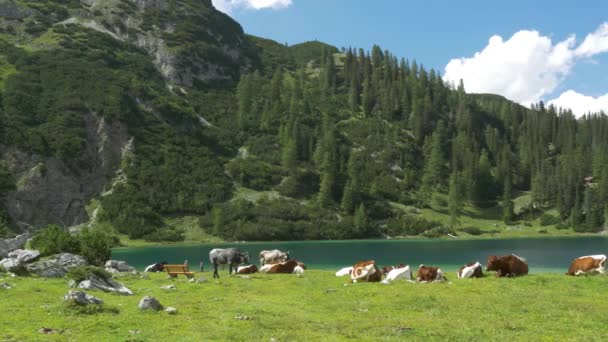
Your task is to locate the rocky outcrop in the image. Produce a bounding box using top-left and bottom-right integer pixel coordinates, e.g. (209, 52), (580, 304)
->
(2, 112), (130, 230)
(0, 0), (36, 20)
(0, 249), (40, 271)
(26, 253), (88, 278)
(0, 234), (30, 258)
(104, 260), (136, 273)
(64, 290), (103, 305)
(138, 296), (162, 311)
(77, 274), (133, 295)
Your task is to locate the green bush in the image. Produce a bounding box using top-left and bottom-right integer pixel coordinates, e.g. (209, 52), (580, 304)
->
(555, 222), (569, 230)
(460, 226), (483, 235)
(422, 227), (456, 238)
(31, 225), (116, 266)
(144, 229), (185, 242)
(539, 214), (560, 226)
(385, 215), (442, 236)
(66, 266), (111, 283)
(30, 225), (80, 256)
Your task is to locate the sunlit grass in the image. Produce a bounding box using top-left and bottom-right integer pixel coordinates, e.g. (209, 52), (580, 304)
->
(1, 271), (607, 340)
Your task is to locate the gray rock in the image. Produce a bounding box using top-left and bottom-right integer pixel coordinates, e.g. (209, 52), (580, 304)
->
(160, 284), (176, 290)
(1, 282), (12, 289)
(138, 296), (162, 311)
(0, 233), (30, 258)
(26, 253), (87, 278)
(164, 307), (177, 315)
(8, 249), (40, 263)
(64, 290), (103, 305)
(104, 260), (136, 273)
(78, 274), (133, 295)
(0, 258), (21, 271)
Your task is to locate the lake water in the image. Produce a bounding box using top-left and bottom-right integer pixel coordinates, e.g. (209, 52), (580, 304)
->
(111, 237), (608, 274)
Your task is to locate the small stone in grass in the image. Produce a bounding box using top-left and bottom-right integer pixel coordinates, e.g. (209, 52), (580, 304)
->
(235, 315), (251, 320)
(165, 307), (177, 315)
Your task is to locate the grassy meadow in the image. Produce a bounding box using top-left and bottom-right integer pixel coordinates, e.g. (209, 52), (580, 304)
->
(1, 270), (608, 341)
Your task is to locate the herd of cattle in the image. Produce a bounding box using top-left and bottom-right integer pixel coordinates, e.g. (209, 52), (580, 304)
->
(206, 248), (607, 282)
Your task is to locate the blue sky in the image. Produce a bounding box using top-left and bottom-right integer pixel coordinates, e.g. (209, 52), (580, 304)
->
(212, 0), (608, 116)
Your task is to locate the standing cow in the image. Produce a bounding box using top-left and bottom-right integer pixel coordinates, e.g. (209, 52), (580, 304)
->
(259, 250), (290, 265)
(209, 248), (249, 278)
(486, 254), (528, 277)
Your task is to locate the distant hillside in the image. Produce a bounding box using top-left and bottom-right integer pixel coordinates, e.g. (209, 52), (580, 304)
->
(0, 0), (607, 242)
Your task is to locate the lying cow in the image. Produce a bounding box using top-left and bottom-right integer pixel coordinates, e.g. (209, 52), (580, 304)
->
(350, 260), (382, 283)
(259, 249), (290, 265)
(235, 264), (259, 274)
(457, 262), (483, 279)
(417, 265), (447, 282)
(336, 267), (353, 277)
(260, 259), (301, 274)
(567, 255), (606, 276)
(381, 263), (406, 275)
(486, 254), (528, 277)
(382, 265), (412, 284)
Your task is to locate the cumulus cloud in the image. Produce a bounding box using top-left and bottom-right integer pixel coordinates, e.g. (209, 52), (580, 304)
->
(548, 90), (608, 116)
(212, 0), (292, 13)
(444, 23), (608, 115)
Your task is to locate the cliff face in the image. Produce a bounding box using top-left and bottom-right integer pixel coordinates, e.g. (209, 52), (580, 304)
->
(1, 112), (130, 230)
(0, 0), (248, 231)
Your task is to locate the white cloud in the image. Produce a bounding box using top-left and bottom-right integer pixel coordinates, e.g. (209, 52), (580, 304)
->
(548, 90), (608, 116)
(212, 0), (292, 13)
(443, 23), (608, 115)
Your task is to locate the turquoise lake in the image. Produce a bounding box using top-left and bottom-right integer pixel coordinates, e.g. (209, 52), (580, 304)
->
(111, 236), (608, 274)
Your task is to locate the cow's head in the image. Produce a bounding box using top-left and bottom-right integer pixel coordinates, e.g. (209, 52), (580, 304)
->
(240, 252), (250, 264)
(285, 251), (291, 260)
(486, 256), (501, 271)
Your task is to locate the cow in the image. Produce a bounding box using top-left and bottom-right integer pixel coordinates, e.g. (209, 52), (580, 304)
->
(457, 262), (483, 279)
(350, 260), (382, 283)
(296, 261), (307, 270)
(335, 266), (353, 277)
(235, 264), (259, 274)
(261, 259), (299, 274)
(567, 255), (607, 276)
(486, 254), (528, 277)
(144, 261), (167, 272)
(209, 248), (249, 278)
(382, 263), (406, 275)
(417, 265), (447, 282)
(259, 250), (290, 265)
(293, 265), (305, 274)
(382, 265), (412, 284)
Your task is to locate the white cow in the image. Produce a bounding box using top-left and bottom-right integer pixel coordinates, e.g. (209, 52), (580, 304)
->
(457, 262), (483, 279)
(381, 265), (413, 284)
(335, 266), (353, 277)
(259, 249), (289, 265)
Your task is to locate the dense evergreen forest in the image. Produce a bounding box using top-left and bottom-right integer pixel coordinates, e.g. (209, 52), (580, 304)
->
(0, 0), (606, 241)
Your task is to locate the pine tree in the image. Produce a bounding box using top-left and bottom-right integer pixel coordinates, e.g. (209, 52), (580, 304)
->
(341, 181), (355, 213)
(448, 171), (461, 228)
(354, 203), (368, 236)
(502, 173), (514, 224)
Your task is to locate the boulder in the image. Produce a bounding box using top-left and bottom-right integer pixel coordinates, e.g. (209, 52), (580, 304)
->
(164, 307), (177, 315)
(64, 290), (103, 305)
(104, 260), (136, 273)
(1, 283), (12, 289)
(26, 253), (88, 278)
(78, 274), (133, 295)
(160, 284), (176, 290)
(138, 296), (162, 311)
(8, 249), (40, 263)
(0, 234), (31, 258)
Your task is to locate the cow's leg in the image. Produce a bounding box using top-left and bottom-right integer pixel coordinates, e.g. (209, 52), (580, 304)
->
(213, 263), (219, 278)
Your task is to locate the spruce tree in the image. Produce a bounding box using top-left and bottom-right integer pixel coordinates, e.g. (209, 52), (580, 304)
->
(448, 171), (461, 228)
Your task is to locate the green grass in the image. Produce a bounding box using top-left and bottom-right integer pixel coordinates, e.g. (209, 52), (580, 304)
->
(1, 271), (608, 340)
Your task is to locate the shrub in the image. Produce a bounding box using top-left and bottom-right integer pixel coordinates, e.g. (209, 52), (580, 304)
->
(555, 222), (569, 230)
(538, 229), (548, 234)
(539, 214), (560, 226)
(67, 266), (111, 283)
(30, 225), (80, 256)
(144, 229), (185, 242)
(78, 228), (115, 266)
(422, 227), (456, 238)
(460, 226), (483, 235)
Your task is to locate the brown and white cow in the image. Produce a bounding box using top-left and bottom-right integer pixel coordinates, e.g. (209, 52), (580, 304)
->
(486, 254), (528, 277)
(417, 265), (447, 282)
(235, 264), (259, 274)
(457, 262), (483, 279)
(335, 266), (353, 277)
(567, 255), (606, 276)
(350, 260), (382, 283)
(260, 259), (300, 274)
